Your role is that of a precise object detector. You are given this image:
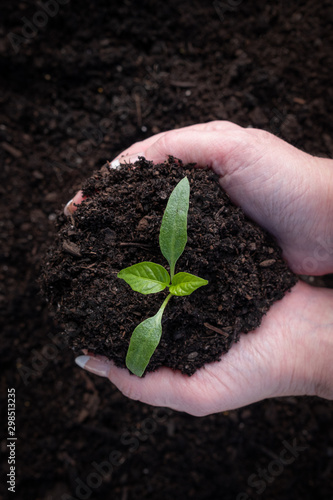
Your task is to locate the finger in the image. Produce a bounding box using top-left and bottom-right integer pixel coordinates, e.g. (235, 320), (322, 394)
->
(74, 343), (267, 417)
(75, 354), (112, 377)
(64, 190), (86, 215)
(104, 359), (252, 416)
(145, 128), (244, 167)
(63, 121), (240, 213)
(74, 354), (220, 416)
(112, 120), (240, 161)
(63, 122), (235, 214)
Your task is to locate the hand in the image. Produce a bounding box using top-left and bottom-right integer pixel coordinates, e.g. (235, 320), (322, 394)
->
(70, 121), (333, 415)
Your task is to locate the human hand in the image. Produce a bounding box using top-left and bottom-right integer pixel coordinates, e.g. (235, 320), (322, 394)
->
(69, 121), (333, 414)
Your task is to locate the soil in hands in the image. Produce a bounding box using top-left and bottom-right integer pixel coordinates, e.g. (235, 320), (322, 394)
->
(41, 157), (298, 375)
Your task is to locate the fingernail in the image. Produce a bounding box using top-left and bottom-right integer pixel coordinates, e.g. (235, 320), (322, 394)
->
(64, 198), (74, 216)
(109, 158), (120, 169)
(110, 152), (145, 169)
(75, 355), (111, 378)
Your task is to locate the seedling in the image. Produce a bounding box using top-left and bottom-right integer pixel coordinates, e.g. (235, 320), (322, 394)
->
(117, 177), (208, 376)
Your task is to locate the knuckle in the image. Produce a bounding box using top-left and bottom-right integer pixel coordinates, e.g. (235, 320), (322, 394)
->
(203, 120), (231, 131)
(248, 128), (275, 147)
(120, 382), (142, 401)
(156, 132), (173, 153)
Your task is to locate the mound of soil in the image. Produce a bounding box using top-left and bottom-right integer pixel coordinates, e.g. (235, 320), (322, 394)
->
(41, 157), (297, 375)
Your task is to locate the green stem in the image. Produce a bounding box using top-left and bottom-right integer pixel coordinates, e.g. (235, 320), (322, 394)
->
(159, 293), (172, 316)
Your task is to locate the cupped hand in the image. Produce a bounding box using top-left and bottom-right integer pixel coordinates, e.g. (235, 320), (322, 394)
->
(69, 121), (333, 414)
(77, 281), (333, 415)
(67, 121), (333, 275)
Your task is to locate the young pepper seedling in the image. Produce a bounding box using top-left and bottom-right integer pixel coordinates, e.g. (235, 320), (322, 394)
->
(117, 177), (208, 376)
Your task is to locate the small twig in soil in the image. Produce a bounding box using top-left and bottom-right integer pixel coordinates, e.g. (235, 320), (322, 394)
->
(215, 207), (224, 219)
(170, 80), (198, 88)
(78, 262), (98, 270)
(1, 141), (22, 158)
(69, 213), (75, 226)
(62, 240), (82, 257)
(204, 322), (229, 337)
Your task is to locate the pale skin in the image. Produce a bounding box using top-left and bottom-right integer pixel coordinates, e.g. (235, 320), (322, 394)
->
(67, 121), (333, 416)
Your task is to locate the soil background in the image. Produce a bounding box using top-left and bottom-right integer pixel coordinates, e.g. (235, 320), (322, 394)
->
(1, 1), (333, 500)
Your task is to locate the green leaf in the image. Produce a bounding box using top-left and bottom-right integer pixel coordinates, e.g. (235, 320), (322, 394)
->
(126, 308), (164, 377)
(159, 177), (190, 278)
(117, 262), (170, 294)
(169, 272), (208, 296)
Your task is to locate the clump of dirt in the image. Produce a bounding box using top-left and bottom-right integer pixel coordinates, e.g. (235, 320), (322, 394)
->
(41, 157), (298, 375)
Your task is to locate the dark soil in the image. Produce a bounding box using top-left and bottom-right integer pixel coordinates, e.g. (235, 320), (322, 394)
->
(1, 1), (333, 500)
(41, 157), (297, 375)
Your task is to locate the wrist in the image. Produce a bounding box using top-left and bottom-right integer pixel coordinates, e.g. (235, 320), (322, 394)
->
(311, 297), (333, 400)
(300, 155), (333, 276)
(289, 283), (333, 400)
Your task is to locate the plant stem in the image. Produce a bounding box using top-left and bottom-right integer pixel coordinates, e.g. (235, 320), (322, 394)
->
(160, 293), (172, 316)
